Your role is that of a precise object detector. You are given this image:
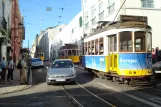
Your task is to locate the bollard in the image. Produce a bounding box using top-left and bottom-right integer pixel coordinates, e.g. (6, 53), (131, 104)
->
(27, 66), (30, 84)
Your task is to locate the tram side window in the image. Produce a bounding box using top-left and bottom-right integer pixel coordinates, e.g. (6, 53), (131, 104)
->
(84, 42), (88, 55)
(119, 31), (132, 52)
(91, 40), (95, 55)
(95, 39), (99, 55)
(99, 38), (104, 55)
(134, 31), (145, 51)
(88, 41), (91, 55)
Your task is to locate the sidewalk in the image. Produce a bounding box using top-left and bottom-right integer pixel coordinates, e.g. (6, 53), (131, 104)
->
(0, 69), (32, 95)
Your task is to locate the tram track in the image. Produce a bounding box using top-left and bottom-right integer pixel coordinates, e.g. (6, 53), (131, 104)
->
(62, 82), (116, 107)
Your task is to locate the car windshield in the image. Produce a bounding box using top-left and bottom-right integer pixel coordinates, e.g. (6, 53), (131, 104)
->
(31, 58), (42, 62)
(51, 60), (73, 68)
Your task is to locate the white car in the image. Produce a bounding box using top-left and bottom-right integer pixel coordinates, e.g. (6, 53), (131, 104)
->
(30, 58), (44, 69)
(46, 59), (76, 85)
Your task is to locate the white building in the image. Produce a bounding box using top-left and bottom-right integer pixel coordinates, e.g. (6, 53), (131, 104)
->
(82, 0), (161, 48)
(52, 12), (83, 59)
(38, 24), (66, 61)
(0, 0), (12, 60)
(30, 40), (36, 58)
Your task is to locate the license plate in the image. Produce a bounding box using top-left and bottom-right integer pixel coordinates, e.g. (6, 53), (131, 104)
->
(155, 71), (161, 73)
(56, 79), (65, 81)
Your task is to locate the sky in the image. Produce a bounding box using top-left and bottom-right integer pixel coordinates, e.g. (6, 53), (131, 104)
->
(19, 0), (81, 48)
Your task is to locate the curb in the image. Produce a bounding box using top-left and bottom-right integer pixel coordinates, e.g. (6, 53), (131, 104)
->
(0, 85), (33, 96)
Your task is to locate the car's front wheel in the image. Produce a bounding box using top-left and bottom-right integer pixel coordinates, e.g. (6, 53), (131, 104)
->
(46, 78), (50, 85)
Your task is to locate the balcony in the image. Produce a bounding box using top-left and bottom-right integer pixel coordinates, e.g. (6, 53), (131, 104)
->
(0, 17), (7, 32)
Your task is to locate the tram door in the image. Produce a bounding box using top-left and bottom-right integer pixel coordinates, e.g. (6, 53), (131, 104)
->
(108, 35), (117, 73)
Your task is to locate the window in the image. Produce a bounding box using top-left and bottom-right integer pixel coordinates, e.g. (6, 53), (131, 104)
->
(91, 40), (94, 55)
(119, 32), (132, 51)
(99, 2), (104, 20)
(79, 16), (83, 27)
(51, 60), (73, 68)
(91, 7), (96, 25)
(59, 28), (62, 32)
(99, 38), (104, 55)
(147, 32), (152, 52)
(68, 50), (71, 56)
(84, 42), (88, 55)
(95, 39), (99, 55)
(134, 31), (146, 51)
(107, 0), (115, 14)
(72, 50), (76, 56)
(141, 0), (154, 8)
(88, 41), (91, 55)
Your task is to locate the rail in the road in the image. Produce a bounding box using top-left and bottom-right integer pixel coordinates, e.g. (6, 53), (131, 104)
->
(62, 82), (116, 107)
(62, 86), (84, 107)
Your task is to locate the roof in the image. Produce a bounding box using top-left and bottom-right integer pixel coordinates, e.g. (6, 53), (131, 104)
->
(85, 21), (151, 39)
(59, 44), (78, 50)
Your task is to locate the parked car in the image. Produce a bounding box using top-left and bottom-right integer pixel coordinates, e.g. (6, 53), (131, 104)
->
(30, 58), (44, 69)
(152, 61), (161, 75)
(46, 59), (76, 85)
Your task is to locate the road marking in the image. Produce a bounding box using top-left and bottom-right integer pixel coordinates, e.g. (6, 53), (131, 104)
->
(77, 82), (116, 107)
(97, 82), (161, 107)
(149, 98), (161, 105)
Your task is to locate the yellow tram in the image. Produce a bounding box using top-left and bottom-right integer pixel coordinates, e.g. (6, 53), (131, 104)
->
(35, 51), (44, 61)
(58, 44), (80, 64)
(81, 15), (153, 84)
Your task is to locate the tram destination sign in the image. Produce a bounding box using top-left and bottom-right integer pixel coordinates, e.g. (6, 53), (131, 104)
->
(119, 15), (148, 24)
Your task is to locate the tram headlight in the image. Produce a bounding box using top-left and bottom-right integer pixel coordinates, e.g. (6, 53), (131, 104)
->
(129, 71), (132, 74)
(133, 71), (136, 74)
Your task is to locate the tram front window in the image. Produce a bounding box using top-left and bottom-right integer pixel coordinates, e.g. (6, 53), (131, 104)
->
(72, 50), (76, 56)
(134, 31), (145, 51)
(119, 31), (132, 52)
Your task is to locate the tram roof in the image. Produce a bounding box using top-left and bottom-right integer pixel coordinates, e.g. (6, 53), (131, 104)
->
(59, 44), (78, 50)
(84, 21), (151, 39)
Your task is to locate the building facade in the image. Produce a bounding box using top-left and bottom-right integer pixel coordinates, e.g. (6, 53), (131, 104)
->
(0, 0), (12, 61)
(11, 0), (25, 62)
(37, 24), (66, 61)
(52, 12), (83, 59)
(82, 0), (161, 48)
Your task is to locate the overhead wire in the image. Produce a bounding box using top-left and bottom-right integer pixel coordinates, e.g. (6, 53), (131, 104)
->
(58, 0), (68, 24)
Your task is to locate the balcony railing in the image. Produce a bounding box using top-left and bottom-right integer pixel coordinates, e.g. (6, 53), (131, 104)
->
(0, 17), (7, 31)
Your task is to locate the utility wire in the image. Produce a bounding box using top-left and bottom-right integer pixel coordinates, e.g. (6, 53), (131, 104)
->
(112, 0), (127, 22)
(58, 0), (68, 24)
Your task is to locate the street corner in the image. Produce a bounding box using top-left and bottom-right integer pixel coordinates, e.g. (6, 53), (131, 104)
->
(0, 83), (32, 96)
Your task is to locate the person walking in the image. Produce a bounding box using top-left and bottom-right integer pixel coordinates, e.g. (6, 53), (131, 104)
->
(1, 57), (7, 81)
(7, 56), (14, 81)
(20, 57), (27, 84)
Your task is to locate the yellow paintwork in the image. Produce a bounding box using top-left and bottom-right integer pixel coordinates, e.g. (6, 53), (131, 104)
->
(67, 56), (80, 63)
(59, 56), (80, 63)
(117, 69), (153, 76)
(40, 56), (44, 61)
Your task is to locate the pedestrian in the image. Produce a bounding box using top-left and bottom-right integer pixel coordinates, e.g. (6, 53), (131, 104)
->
(7, 56), (14, 81)
(1, 57), (7, 81)
(152, 48), (156, 64)
(20, 57), (27, 84)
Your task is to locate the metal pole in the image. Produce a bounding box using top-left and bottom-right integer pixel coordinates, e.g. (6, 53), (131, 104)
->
(27, 40), (30, 84)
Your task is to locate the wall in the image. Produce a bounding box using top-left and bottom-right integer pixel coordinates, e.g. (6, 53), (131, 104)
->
(52, 12), (83, 58)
